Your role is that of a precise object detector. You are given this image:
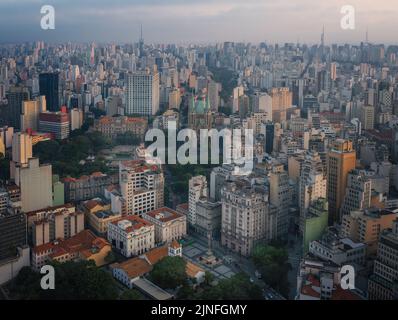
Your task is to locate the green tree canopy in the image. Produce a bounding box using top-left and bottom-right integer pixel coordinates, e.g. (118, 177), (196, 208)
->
(150, 256), (187, 289)
(200, 273), (262, 300)
(9, 261), (119, 300)
(251, 244), (291, 298)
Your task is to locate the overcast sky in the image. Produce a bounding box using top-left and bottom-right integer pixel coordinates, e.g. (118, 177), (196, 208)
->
(0, 0), (397, 44)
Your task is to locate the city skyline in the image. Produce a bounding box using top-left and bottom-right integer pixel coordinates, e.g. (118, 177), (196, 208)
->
(0, 0), (398, 44)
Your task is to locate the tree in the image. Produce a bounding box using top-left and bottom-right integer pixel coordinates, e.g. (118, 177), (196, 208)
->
(251, 244), (291, 298)
(177, 282), (196, 300)
(200, 273), (262, 300)
(105, 251), (116, 264)
(150, 256), (187, 289)
(119, 289), (143, 300)
(9, 261), (119, 300)
(204, 271), (215, 286)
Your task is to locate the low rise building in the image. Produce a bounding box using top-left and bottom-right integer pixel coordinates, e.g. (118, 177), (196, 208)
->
(63, 172), (119, 203)
(81, 198), (121, 236)
(308, 228), (366, 266)
(26, 203), (84, 246)
(94, 115), (148, 139)
(107, 215), (155, 257)
(142, 207), (187, 244)
(341, 208), (398, 256)
(31, 230), (111, 270)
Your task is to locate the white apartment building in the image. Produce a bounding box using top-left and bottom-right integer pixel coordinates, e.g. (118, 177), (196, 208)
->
(107, 215), (155, 257)
(125, 69), (160, 116)
(142, 207), (187, 244)
(119, 160), (164, 215)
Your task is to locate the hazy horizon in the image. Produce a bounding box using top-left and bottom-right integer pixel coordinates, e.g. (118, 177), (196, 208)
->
(0, 0), (397, 44)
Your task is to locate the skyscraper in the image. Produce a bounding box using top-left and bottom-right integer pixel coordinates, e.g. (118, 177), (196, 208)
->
(20, 96), (46, 132)
(299, 152), (327, 233)
(6, 85), (30, 130)
(188, 176), (208, 228)
(269, 163), (291, 238)
(340, 170), (372, 217)
(125, 69), (160, 116)
(14, 158), (53, 213)
(0, 211), (27, 261)
(327, 139), (357, 224)
(39, 72), (61, 111)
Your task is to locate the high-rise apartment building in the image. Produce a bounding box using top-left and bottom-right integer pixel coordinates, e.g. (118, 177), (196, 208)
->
(119, 160), (164, 215)
(125, 69), (160, 116)
(327, 139), (356, 224)
(270, 87), (292, 122)
(360, 105), (375, 130)
(299, 152), (327, 233)
(14, 158), (53, 213)
(221, 180), (272, 256)
(20, 96), (46, 132)
(340, 170), (372, 217)
(10, 132), (33, 180)
(269, 164), (291, 238)
(368, 219), (398, 300)
(188, 176), (208, 227)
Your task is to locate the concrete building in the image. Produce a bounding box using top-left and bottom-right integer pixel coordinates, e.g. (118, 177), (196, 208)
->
(327, 139), (357, 224)
(188, 175), (208, 227)
(107, 215), (155, 258)
(340, 170), (372, 217)
(296, 257), (362, 300)
(63, 171), (119, 203)
(341, 208), (398, 255)
(0, 211), (27, 261)
(20, 96), (46, 132)
(0, 246), (30, 285)
(195, 198), (222, 239)
(221, 180), (270, 256)
(269, 163), (291, 238)
(299, 152), (327, 233)
(32, 230), (111, 270)
(0, 126), (14, 149)
(142, 207), (187, 244)
(309, 228), (366, 266)
(14, 158), (52, 213)
(210, 164), (235, 201)
(368, 219), (398, 300)
(94, 115), (148, 140)
(39, 108), (70, 140)
(125, 69), (160, 116)
(119, 160), (164, 215)
(81, 198), (121, 237)
(303, 198), (329, 254)
(360, 105), (375, 130)
(26, 203), (84, 246)
(70, 108), (83, 131)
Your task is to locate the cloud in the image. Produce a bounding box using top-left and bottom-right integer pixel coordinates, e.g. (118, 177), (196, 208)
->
(0, 0), (397, 43)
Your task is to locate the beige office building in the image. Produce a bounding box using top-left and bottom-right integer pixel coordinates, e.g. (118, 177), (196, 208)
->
(14, 158), (52, 213)
(327, 139), (356, 224)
